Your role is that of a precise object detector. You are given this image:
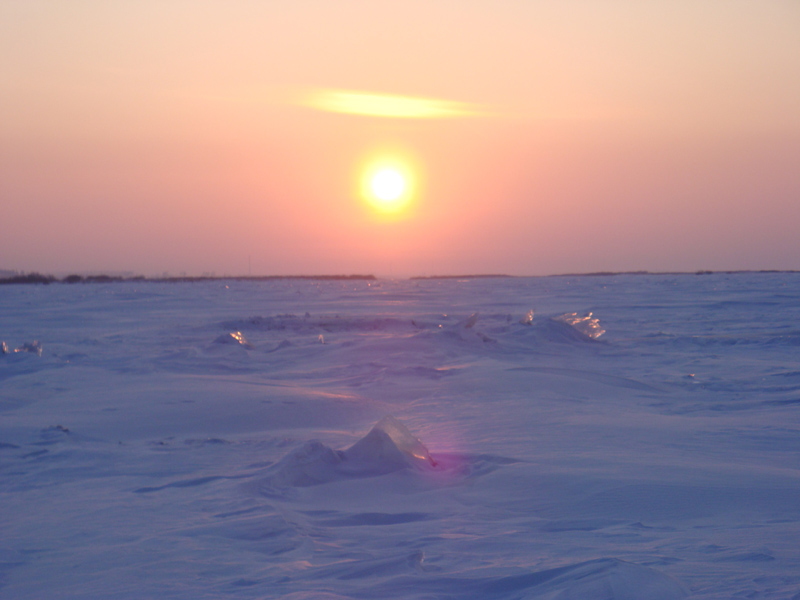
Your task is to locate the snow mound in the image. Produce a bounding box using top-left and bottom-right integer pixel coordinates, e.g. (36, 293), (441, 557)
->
(343, 416), (437, 473)
(263, 417), (437, 488)
(265, 440), (344, 487)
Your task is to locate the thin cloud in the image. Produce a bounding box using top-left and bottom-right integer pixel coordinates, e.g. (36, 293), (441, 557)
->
(299, 89), (486, 119)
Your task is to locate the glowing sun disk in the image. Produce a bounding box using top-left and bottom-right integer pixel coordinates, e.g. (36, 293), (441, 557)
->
(361, 160), (415, 215)
(371, 169), (405, 201)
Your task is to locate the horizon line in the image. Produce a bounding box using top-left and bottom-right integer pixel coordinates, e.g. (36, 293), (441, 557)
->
(2, 269), (800, 285)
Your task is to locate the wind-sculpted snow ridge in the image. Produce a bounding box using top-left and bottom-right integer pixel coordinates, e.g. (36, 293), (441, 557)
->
(222, 314), (420, 334)
(363, 557), (688, 600)
(408, 311), (607, 348)
(215, 311), (606, 356)
(425, 312), (495, 344)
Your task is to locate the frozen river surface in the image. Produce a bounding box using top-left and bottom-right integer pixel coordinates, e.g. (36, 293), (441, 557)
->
(2, 274), (800, 599)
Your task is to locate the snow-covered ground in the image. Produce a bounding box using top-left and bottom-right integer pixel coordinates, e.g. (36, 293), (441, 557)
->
(2, 274), (799, 599)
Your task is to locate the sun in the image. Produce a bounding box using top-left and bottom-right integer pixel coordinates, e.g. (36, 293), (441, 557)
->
(371, 168), (405, 202)
(361, 160), (415, 214)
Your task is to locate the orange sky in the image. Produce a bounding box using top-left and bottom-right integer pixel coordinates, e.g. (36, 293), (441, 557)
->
(2, 1), (799, 276)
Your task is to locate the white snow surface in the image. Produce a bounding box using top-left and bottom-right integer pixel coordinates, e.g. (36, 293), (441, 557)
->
(1, 274), (799, 599)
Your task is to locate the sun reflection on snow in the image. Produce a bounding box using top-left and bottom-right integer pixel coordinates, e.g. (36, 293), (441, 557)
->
(408, 420), (473, 482)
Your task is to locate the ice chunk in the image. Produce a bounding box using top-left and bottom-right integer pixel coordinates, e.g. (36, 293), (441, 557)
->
(14, 340), (43, 356)
(213, 331), (254, 349)
(370, 416), (434, 465)
(553, 312), (605, 339)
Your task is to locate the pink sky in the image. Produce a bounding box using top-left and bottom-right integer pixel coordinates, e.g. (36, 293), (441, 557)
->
(2, 1), (799, 277)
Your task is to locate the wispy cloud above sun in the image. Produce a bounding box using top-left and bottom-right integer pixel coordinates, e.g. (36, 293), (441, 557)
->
(299, 89), (486, 119)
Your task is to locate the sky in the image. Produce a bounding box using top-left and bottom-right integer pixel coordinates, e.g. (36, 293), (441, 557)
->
(2, 1), (799, 277)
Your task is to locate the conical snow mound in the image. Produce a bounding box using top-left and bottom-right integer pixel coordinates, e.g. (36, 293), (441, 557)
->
(344, 416), (436, 470)
(263, 416), (436, 488)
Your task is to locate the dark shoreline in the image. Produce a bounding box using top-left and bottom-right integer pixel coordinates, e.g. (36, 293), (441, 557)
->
(0, 273), (378, 285)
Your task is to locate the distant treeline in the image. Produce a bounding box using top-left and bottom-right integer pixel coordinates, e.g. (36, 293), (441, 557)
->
(552, 269), (798, 277)
(412, 270), (799, 280)
(0, 273), (377, 285)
